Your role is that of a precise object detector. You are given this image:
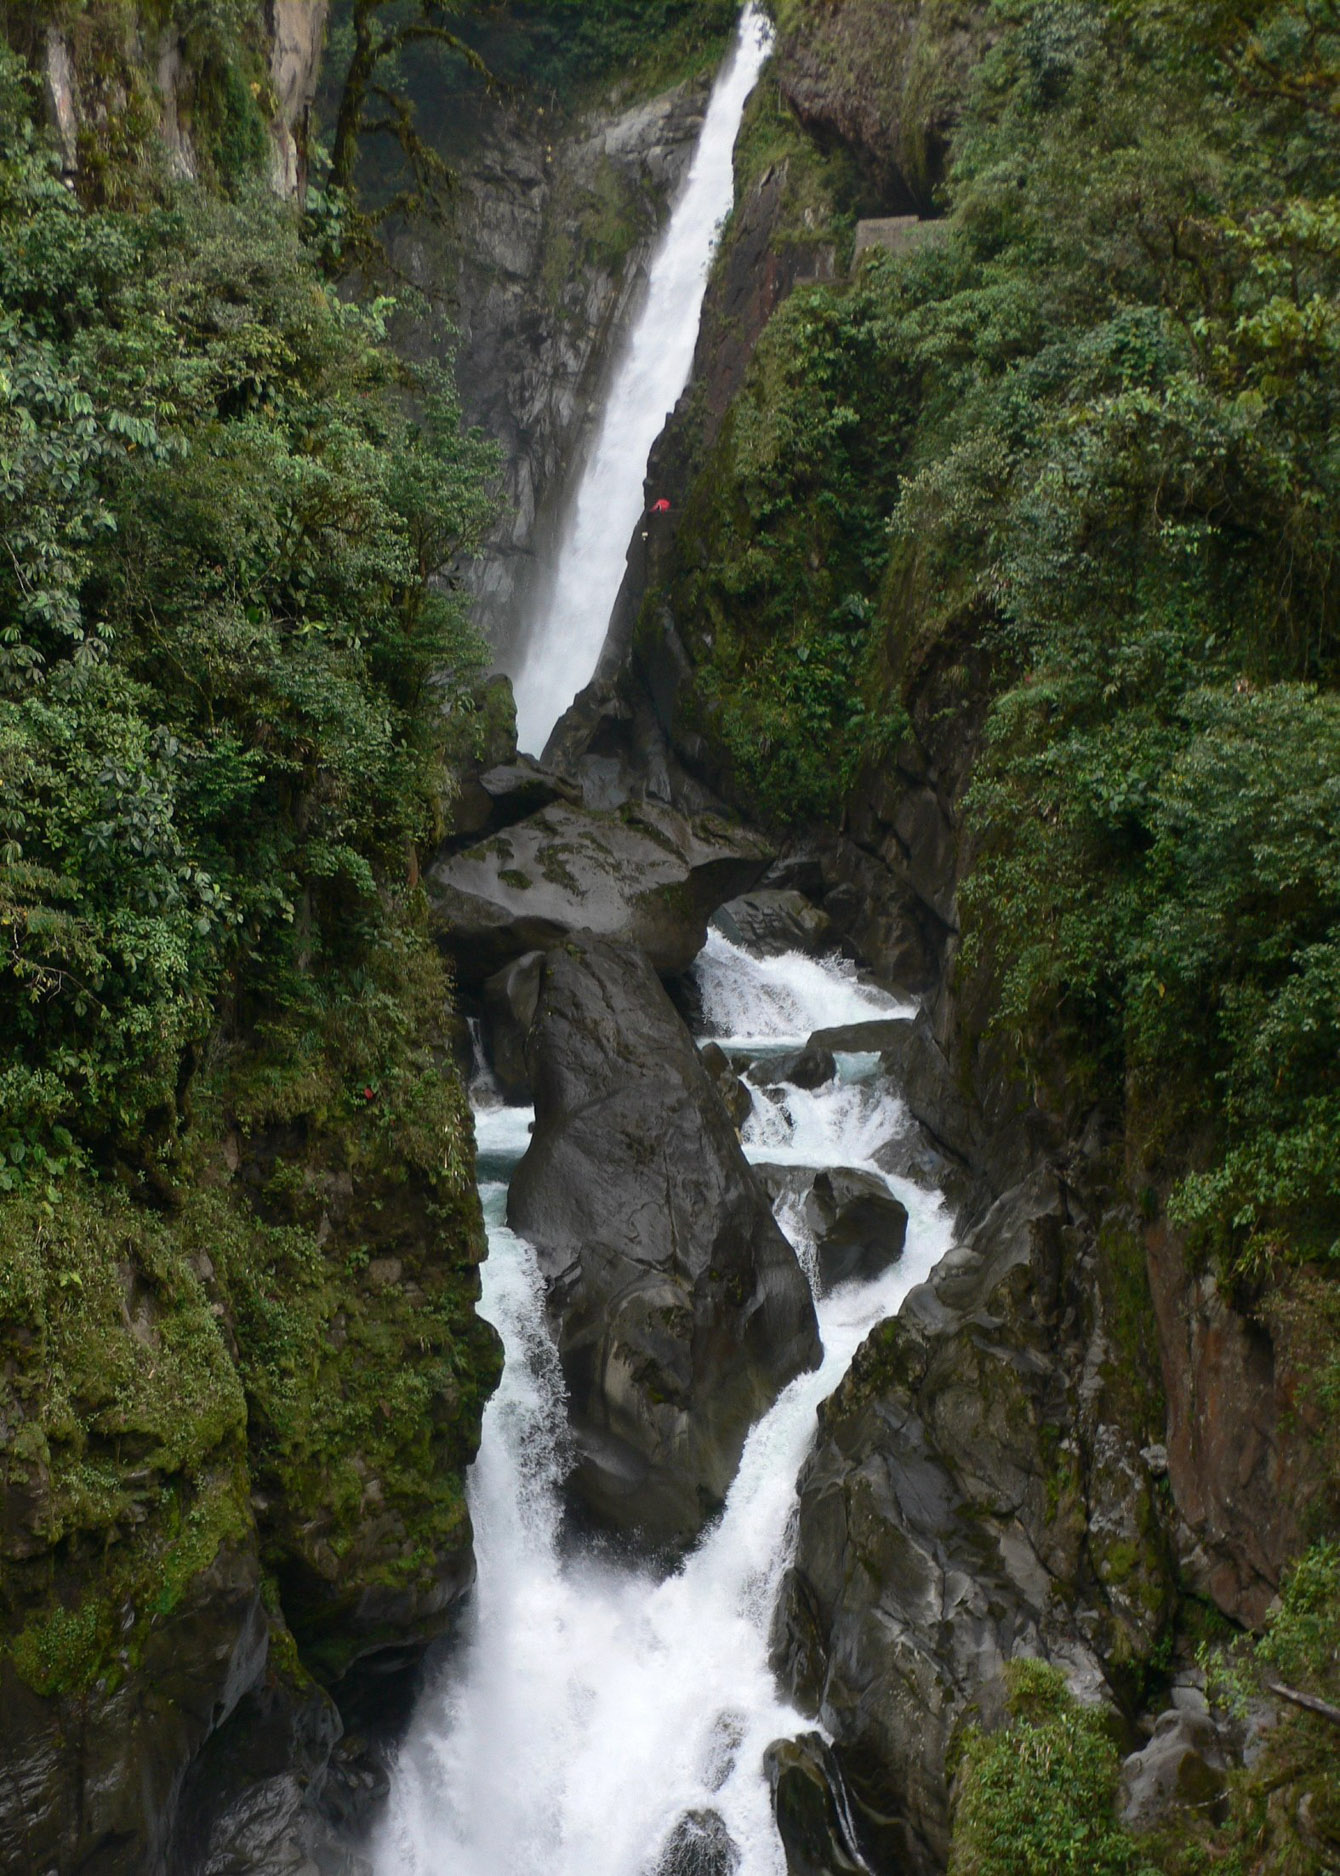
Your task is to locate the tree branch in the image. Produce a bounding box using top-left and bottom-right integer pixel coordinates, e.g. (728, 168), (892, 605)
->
(1265, 1680), (1340, 1727)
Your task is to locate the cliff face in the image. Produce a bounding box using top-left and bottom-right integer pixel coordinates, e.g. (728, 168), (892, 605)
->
(29, 0), (325, 198)
(388, 73), (712, 663)
(561, 1), (1334, 1863)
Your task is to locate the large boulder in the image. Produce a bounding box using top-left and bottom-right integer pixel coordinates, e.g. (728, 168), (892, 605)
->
(803, 1168), (907, 1292)
(507, 938), (821, 1549)
(712, 889), (832, 957)
(427, 800), (772, 986)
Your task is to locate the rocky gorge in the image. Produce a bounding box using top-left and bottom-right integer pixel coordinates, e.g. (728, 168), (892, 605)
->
(2, 0), (1337, 1872)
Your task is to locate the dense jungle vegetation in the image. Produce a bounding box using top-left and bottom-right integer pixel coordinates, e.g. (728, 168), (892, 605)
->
(680, 0), (1340, 1420)
(2, 0), (1338, 1865)
(668, 1), (1340, 1864)
(0, 7), (504, 1700)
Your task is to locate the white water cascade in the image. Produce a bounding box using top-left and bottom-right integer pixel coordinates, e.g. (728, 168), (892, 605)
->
(375, 937), (957, 1876)
(507, 5), (774, 758)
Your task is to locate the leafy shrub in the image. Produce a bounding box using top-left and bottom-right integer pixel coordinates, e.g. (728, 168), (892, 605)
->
(950, 1660), (1157, 1876)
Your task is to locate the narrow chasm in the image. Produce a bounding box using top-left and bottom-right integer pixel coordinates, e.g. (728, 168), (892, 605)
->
(3, 1), (1338, 1873)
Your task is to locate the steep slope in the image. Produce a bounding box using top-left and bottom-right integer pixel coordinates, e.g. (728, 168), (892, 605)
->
(0, 9), (502, 1868)
(574, 2), (1340, 1867)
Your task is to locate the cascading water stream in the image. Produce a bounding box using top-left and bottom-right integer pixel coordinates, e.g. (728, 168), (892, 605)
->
(375, 936), (957, 1876)
(507, 5), (774, 758)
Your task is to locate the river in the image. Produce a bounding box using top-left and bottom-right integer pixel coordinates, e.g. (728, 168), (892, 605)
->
(374, 934), (955, 1876)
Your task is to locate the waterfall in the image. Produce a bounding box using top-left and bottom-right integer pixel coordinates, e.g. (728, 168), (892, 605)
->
(507, 5), (774, 758)
(374, 938), (957, 1876)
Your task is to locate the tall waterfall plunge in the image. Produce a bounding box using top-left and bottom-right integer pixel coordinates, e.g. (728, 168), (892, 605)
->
(374, 937), (957, 1876)
(507, 5), (774, 758)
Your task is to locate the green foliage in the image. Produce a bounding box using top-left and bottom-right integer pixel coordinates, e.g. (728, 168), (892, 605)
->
(671, 0), (1340, 1275)
(0, 24), (504, 1699)
(0, 54), (498, 1178)
(671, 265), (926, 820)
(950, 1660), (1158, 1876)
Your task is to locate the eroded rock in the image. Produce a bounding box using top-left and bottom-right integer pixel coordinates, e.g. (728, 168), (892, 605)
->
(713, 889), (833, 958)
(507, 938), (820, 1548)
(427, 800), (772, 985)
(1119, 1707), (1229, 1833)
(764, 1734), (867, 1876)
(770, 1170), (1175, 1872)
(803, 1168), (907, 1292)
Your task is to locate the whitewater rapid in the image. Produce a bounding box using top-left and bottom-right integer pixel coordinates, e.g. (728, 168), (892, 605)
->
(375, 935), (956, 1876)
(508, 5), (774, 757)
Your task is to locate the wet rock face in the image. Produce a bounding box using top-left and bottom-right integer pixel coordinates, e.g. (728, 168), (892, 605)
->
(713, 889), (833, 958)
(804, 1168), (908, 1293)
(0, 1542), (266, 1876)
(771, 1170), (1176, 1873)
(764, 1734), (867, 1876)
(653, 1808), (741, 1876)
(699, 1039), (753, 1130)
(403, 78), (710, 657)
(507, 937), (821, 1549)
(427, 799), (773, 986)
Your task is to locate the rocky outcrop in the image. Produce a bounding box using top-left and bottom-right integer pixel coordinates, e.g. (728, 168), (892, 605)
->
(266, 0), (327, 199)
(426, 798), (772, 985)
(0, 1541), (266, 1876)
(765, 1734), (868, 1876)
(699, 1039), (753, 1130)
(1144, 1227), (1320, 1628)
(713, 889), (834, 958)
(770, 1167), (1177, 1872)
(31, 0), (325, 200)
(507, 937), (821, 1549)
(392, 77), (712, 659)
(0, 1093), (497, 1874)
(774, 0), (991, 213)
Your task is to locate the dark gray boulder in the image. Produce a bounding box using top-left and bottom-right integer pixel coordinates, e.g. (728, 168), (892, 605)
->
(482, 950), (545, 1102)
(712, 889), (832, 957)
(764, 1735), (867, 1876)
(507, 938), (820, 1549)
(699, 1040), (753, 1130)
(652, 1809), (740, 1876)
(749, 1046), (836, 1093)
(427, 800), (772, 986)
(748, 1164), (908, 1293)
(803, 1169), (907, 1292)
